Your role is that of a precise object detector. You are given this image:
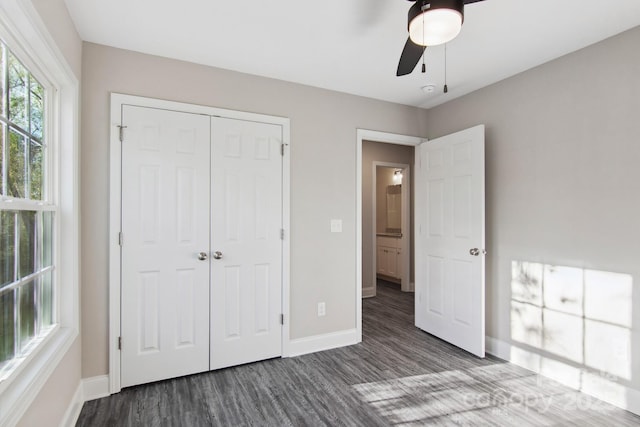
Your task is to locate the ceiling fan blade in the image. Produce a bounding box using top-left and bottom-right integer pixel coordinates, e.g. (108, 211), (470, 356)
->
(397, 38), (425, 76)
(463, 0), (485, 3)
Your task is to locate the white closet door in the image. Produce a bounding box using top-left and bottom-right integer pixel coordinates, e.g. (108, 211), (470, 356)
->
(210, 117), (283, 370)
(121, 105), (211, 387)
(415, 125), (486, 357)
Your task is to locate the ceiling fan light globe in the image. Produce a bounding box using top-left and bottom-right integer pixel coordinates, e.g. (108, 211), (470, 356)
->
(409, 9), (462, 46)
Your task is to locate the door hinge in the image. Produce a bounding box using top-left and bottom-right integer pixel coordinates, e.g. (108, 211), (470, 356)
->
(118, 232), (123, 246)
(280, 314), (284, 325)
(118, 125), (128, 142)
(118, 336), (122, 350)
(280, 229), (285, 240)
(281, 143), (285, 156)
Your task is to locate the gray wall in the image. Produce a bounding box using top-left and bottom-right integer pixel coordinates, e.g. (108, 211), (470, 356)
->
(80, 42), (428, 377)
(425, 26), (640, 396)
(362, 141), (415, 291)
(32, 0), (82, 78)
(18, 1), (83, 426)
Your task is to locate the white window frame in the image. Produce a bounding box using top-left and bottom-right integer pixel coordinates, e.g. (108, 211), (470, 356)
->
(0, 1), (79, 426)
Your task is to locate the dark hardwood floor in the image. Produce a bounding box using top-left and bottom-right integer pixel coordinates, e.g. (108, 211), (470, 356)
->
(77, 280), (640, 426)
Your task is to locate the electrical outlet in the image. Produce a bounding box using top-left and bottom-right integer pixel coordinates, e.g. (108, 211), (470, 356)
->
(330, 219), (342, 233)
(317, 302), (326, 317)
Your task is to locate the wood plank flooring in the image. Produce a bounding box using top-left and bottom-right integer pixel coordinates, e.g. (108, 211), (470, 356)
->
(76, 280), (640, 426)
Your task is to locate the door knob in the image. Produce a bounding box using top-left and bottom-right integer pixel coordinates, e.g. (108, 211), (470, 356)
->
(213, 251), (223, 260)
(198, 252), (208, 261)
(469, 248), (487, 256)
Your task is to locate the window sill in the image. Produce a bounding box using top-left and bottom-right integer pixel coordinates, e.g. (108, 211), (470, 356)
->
(0, 326), (78, 426)
(0, 323), (58, 384)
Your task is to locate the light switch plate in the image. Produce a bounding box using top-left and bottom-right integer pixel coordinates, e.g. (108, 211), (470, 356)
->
(330, 219), (342, 233)
(318, 302), (326, 317)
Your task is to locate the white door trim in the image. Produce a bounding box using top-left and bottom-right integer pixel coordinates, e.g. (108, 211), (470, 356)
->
(356, 129), (426, 342)
(109, 93), (291, 394)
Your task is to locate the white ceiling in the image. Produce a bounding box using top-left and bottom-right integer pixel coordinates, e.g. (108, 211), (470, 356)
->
(63, 0), (640, 109)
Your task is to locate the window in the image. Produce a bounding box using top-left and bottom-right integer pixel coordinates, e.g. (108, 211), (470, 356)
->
(0, 39), (56, 381)
(0, 1), (79, 425)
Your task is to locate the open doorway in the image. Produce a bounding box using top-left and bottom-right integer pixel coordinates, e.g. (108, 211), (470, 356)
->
(373, 164), (410, 293)
(355, 130), (424, 340)
(356, 126), (486, 357)
(366, 158), (413, 297)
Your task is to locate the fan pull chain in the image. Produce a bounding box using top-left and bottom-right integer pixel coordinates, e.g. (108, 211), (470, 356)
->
(421, 10), (426, 73)
(444, 44), (449, 93)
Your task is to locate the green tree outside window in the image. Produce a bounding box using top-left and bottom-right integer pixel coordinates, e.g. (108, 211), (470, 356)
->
(0, 40), (52, 369)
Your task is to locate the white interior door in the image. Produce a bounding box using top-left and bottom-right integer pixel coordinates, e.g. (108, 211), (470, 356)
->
(210, 117), (283, 370)
(121, 106), (211, 387)
(415, 125), (486, 357)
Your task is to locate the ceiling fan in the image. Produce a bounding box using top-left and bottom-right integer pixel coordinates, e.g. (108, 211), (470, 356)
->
(397, 0), (486, 76)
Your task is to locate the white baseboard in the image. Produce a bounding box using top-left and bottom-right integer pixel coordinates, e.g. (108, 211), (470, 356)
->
(401, 282), (414, 293)
(485, 336), (511, 360)
(59, 382), (83, 427)
(286, 328), (359, 357)
(82, 375), (110, 402)
(59, 375), (109, 426)
(486, 336), (640, 416)
(362, 285), (376, 298)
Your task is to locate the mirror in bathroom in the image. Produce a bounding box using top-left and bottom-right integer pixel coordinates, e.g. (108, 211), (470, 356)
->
(386, 184), (401, 233)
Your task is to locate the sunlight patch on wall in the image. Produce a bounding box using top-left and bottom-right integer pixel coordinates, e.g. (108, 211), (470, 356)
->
(510, 261), (633, 383)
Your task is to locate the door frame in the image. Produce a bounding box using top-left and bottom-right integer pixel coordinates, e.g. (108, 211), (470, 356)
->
(109, 93), (291, 394)
(369, 161), (411, 297)
(356, 129), (426, 341)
